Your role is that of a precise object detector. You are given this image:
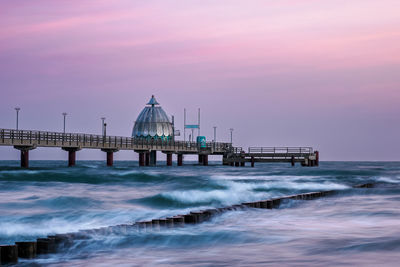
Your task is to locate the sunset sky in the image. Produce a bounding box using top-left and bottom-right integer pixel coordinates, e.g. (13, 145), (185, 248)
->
(0, 0), (399, 161)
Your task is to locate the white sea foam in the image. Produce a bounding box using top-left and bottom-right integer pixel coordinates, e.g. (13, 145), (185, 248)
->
(161, 179), (348, 206)
(377, 176), (400, 184)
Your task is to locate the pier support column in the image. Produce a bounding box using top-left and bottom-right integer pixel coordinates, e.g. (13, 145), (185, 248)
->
(149, 151), (157, 166)
(14, 145), (36, 168)
(222, 155), (229, 165)
(203, 155), (208, 166)
(240, 161), (245, 167)
(69, 150), (76, 166)
(21, 150), (29, 168)
(198, 155), (203, 164)
(107, 152), (113, 166)
(315, 151), (319, 166)
(291, 156), (295, 167)
(145, 152), (150, 166)
(139, 152), (145, 166)
(230, 162), (234, 166)
(62, 147), (81, 167)
(101, 149), (119, 167)
(166, 153), (172, 166)
(177, 154), (183, 166)
(235, 161), (240, 167)
(251, 157), (255, 168)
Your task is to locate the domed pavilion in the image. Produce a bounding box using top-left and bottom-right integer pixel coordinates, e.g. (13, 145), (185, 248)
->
(132, 95), (174, 140)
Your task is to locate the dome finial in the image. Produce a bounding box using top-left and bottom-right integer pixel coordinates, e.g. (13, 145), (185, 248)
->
(147, 95), (159, 106)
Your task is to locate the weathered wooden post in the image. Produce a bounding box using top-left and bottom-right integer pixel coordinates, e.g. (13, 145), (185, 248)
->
(0, 245), (18, 264)
(15, 242), (36, 259)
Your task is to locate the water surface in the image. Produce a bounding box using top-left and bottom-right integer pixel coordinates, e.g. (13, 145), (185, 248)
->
(0, 161), (399, 266)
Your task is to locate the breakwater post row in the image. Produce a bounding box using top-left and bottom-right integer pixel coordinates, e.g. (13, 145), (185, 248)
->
(0, 183), (373, 265)
(0, 129), (319, 168)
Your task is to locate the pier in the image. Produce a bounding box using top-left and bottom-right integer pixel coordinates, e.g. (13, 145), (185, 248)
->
(0, 128), (319, 168)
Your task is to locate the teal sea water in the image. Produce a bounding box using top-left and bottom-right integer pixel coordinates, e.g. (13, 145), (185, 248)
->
(0, 161), (399, 266)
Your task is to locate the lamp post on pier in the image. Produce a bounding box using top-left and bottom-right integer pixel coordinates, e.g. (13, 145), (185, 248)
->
(101, 117), (106, 136)
(15, 107), (20, 130)
(229, 128), (234, 144)
(62, 112), (67, 134)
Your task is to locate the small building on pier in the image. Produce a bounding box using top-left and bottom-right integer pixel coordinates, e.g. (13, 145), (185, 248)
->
(132, 95), (174, 141)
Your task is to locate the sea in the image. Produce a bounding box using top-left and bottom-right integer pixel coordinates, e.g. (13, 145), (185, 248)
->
(0, 161), (399, 266)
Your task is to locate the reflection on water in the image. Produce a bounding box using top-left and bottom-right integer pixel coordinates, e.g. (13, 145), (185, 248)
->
(0, 161), (399, 266)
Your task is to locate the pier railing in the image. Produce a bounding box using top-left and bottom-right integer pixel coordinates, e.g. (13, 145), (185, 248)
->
(248, 147), (313, 154)
(0, 128), (231, 153)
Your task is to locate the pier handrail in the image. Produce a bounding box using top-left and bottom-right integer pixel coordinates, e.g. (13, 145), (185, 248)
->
(248, 147), (313, 154)
(0, 128), (230, 152)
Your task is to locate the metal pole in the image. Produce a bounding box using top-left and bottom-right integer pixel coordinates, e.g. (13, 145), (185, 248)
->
(230, 128), (234, 144)
(198, 108), (200, 137)
(172, 115), (175, 141)
(213, 126), (217, 142)
(104, 123), (107, 137)
(184, 109), (186, 142)
(62, 112), (67, 134)
(15, 107), (20, 130)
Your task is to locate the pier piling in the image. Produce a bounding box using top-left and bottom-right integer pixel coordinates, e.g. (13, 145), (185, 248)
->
(150, 151), (157, 166)
(62, 147), (80, 167)
(166, 153), (172, 166)
(203, 155), (208, 166)
(145, 152), (150, 166)
(68, 151), (76, 166)
(139, 152), (145, 166)
(177, 154), (183, 166)
(107, 151), (113, 166)
(21, 150), (29, 168)
(14, 146), (35, 168)
(102, 149), (118, 167)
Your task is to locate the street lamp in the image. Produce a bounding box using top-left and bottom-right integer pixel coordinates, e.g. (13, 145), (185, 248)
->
(229, 128), (234, 144)
(15, 107), (20, 130)
(101, 117), (106, 136)
(62, 112), (67, 134)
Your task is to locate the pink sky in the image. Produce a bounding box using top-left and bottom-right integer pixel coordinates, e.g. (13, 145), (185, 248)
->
(0, 0), (399, 161)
